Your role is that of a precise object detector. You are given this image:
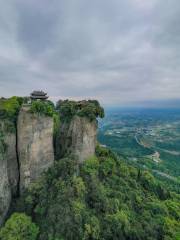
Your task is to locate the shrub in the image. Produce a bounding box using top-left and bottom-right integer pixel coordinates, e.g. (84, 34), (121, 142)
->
(0, 96), (23, 121)
(56, 100), (104, 122)
(0, 213), (39, 240)
(30, 101), (55, 117)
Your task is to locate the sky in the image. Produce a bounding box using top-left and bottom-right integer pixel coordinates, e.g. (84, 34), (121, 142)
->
(0, 0), (180, 107)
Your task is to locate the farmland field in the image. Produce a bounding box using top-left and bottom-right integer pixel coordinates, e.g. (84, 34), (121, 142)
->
(98, 108), (180, 186)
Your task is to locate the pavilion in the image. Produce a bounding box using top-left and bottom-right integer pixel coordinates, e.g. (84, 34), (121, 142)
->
(30, 91), (49, 100)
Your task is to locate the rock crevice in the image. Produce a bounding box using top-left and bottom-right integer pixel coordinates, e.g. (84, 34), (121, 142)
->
(56, 116), (97, 162)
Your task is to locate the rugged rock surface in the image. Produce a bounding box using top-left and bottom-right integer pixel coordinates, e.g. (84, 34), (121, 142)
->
(17, 106), (54, 193)
(0, 122), (12, 226)
(0, 152), (11, 226)
(56, 116), (97, 162)
(5, 132), (19, 196)
(0, 100), (100, 225)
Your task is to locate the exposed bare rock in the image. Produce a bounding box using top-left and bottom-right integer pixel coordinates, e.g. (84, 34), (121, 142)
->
(17, 106), (54, 193)
(56, 116), (97, 163)
(5, 133), (19, 196)
(0, 123), (11, 226)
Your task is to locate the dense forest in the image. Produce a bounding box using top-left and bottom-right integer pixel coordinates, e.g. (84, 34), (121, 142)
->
(0, 146), (179, 240)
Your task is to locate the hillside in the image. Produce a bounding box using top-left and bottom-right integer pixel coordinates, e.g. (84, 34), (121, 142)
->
(98, 108), (180, 193)
(0, 98), (179, 240)
(10, 145), (179, 240)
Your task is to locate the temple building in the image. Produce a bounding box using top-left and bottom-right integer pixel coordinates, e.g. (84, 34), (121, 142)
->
(30, 91), (48, 100)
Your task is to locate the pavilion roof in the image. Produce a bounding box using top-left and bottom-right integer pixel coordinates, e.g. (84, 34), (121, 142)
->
(31, 90), (47, 96)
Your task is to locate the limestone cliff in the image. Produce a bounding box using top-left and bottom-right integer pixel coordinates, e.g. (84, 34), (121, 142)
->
(0, 150), (11, 226)
(0, 121), (18, 196)
(56, 116), (97, 162)
(0, 105), (55, 225)
(0, 122), (12, 226)
(17, 106), (54, 193)
(5, 132), (19, 196)
(0, 98), (102, 225)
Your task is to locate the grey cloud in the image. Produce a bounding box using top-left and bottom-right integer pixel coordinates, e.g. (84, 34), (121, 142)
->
(0, 0), (180, 106)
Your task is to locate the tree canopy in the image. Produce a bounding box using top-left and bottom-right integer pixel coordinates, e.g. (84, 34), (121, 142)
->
(15, 146), (180, 240)
(30, 100), (56, 117)
(56, 100), (104, 121)
(0, 213), (39, 240)
(0, 96), (23, 121)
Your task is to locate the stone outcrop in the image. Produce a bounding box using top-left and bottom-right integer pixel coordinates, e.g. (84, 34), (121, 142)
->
(56, 116), (97, 162)
(0, 122), (12, 226)
(0, 100), (100, 225)
(17, 107), (54, 193)
(5, 133), (19, 196)
(0, 151), (11, 226)
(0, 106), (55, 225)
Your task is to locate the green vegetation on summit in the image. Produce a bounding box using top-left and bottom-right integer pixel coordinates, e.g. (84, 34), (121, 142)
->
(30, 100), (56, 117)
(57, 100), (104, 121)
(0, 97), (23, 133)
(0, 97), (23, 121)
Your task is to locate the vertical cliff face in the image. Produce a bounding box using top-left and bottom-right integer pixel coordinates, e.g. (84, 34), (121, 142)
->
(5, 133), (19, 196)
(0, 151), (11, 226)
(0, 122), (12, 226)
(56, 116), (97, 162)
(17, 106), (54, 193)
(0, 105), (55, 225)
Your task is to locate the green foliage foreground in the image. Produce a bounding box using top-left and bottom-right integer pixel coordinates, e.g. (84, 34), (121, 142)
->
(15, 146), (180, 240)
(0, 213), (39, 240)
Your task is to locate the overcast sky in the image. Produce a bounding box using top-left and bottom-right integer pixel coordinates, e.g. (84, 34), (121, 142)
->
(0, 0), (180, 106)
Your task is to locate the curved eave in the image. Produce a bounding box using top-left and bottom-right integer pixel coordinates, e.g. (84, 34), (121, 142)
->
(30, 96), (49, 99)
(31, 92), (47, 96)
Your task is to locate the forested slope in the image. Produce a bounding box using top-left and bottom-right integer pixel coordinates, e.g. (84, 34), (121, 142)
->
(4, 146), (179, 240)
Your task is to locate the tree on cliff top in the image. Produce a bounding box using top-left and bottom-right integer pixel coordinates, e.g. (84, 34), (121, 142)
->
(56, 99), (104, 121)
(30, 100), (55, 117)
(0, 96), (23, 121)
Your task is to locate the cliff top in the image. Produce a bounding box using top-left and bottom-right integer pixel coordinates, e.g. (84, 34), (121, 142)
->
(56, 99), (104, 122)
(0, 97), (23, 121)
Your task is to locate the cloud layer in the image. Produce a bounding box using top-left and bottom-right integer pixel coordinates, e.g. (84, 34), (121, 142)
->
(0, 0), (180, 106)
